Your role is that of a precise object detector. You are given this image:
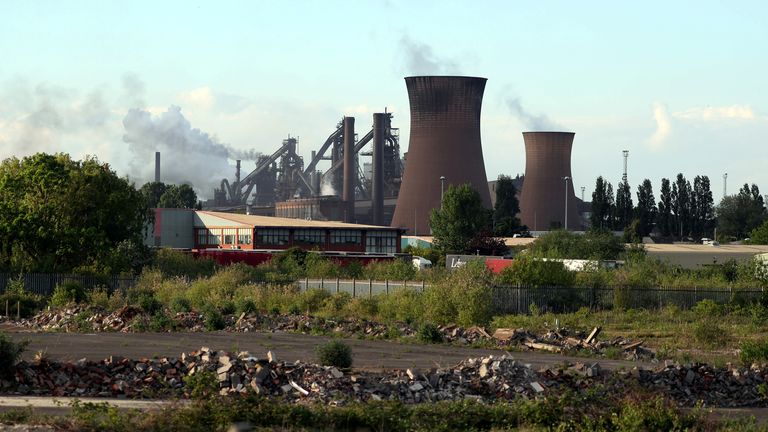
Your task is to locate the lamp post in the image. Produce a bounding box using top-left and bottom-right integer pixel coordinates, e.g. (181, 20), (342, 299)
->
(723, 173), (728, 199)
(440, 176), (446, 209)
(563, 176), (570, 230)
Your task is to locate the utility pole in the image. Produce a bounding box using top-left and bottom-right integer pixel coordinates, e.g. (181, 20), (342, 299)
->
(723, 173), (728, 199)
(563, 176), (570, 230)
(622, 150), (629, 183)
(440, 176), (446, 209)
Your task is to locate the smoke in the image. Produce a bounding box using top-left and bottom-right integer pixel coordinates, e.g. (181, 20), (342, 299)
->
(319, 175), (337, 196)
(399, 35), (461, 75)
(225, 147), (262, 161)
(122, 106), (244, 196)
(506, 97), (563, 131)
(122, 73), (146, 109)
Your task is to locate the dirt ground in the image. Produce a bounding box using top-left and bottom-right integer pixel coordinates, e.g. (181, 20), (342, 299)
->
(2, 326), (646, 371)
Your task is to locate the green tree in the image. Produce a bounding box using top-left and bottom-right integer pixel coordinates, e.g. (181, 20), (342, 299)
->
(0, 153), (149, 272)
(691, 175), (714, 238)
(748, 219), (768, 244)
(429, 184), (491, 254)
(634, 179), (657, 237)
(158, 184), (198, 208)
(657, 178), (673, 237)
(671, 174), (691, 238)
(492, 175), (522, 236)
(718, 184), (767, 240)
(615, 180), (634, 230)
(590, 176), (615, 230)
(527, 229), (624, 261)
(139, 181), (168, 208)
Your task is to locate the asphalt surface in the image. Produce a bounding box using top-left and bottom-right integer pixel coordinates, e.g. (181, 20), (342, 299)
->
(3, 329), (648, 372)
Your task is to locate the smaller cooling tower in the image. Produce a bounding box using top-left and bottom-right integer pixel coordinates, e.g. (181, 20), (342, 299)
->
(519, 132), (580, 231)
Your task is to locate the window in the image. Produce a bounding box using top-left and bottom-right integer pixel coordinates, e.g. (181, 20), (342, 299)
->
(294, 229), (325, 245)
(208, 229), (221, 245)
(197, 229), (208, 246)
(223, 228), (237, 245)
(330, 229), (361, 245)
(366, 231), (398, 253)
(258, 229), (289, 246)
(238, 229), (252, 245)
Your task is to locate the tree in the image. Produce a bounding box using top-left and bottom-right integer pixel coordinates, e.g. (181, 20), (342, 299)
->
(590, 176), (615, 230)
(158, 184), (198, 208)
(492, 175), (522, 236)
(429, 183), (492, 254)
(748, 219), (768, 244)
(691, 175), (714, 238)
(527, 229), (625, 261)
(615, 180), (634, 231)
(657, 178), (673, 237)
(634, 179), (657, 237)
(671, 174), (691, 238)
(139, 181), (168, 208)
(717, 194), (767, 240)
(0, 153), (149, 273)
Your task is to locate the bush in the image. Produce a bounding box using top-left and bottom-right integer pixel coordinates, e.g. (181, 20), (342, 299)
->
(87, 287), (111, 310)
(149, 312), (175, 332)
(316, 340), (353, 368)
(423, 261), (494, 327)
(693, 299), (723, 317)
(497, 256), (575, 287)
(0, 278), (44, 318)
(184, 370), (218, 399)
(363, 259), (417, 281)
(0, 332), (28, 378)
(153, 248), (217, 279)
(377, 289), (424, 325)
(50, 282), (87, 307)
(344, 297), (379, 319)
(418, 323), (443, 343)
(740, 340), (768, 365)
(202, 306), (226, 331)
(169, 297), (191, 313)
(692, 321), (730, 348)
(234, 297), (257, 316)
(136, 293), (163, 316)
(319, 292), (352, 317)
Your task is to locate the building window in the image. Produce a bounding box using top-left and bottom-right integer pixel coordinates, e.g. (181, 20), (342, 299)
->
(294, 229), (325, 245)
(366, 231), (398, 253)
(258, 229), (289, 246)
(330, 229), (361, 245)
(222, 228), (237, 245)
(197, 229), (208, 246)
(208, 229), (221, 245)
(238, 229), (252, 245)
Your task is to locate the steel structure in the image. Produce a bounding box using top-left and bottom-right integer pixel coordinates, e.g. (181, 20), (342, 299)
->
(391, 76), (492, 235)
(518, 132), (580, 231)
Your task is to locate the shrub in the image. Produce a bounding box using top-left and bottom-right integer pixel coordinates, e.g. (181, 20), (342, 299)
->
(363, 259), (417, 281)
(219, 300), (236, 316)
(295, 289), (331, 315)
(693, 299), (723, 317)
(87, 287), (111, 310)
(692, 321), (730, 348)
(740, 340), (768, 365)
(202, 306), (226, 331)
(423, 261), (494, 327)
(377, 289), (424, 324)
(344, 297), (379, 319)
(169, 297), (192, 314)
(184, 370), (218, 399)
(149, 312), (174, 332)
(418, 323), (443, 343)
(0, 278), (44, 318)
(316, 340), (353, 368)
(234, 297), (257, 316)
(136, 293), (163, 316)
(50, 282), (87, 307)
(319, 292), (352, 317)
(497, 256), (575, 287)
(153, 248), (217, 279)
(0, 332), (28, 378)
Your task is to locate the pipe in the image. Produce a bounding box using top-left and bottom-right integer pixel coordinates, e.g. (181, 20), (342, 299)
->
(372, 113), (386, 225)
(342, 117), (355, 222)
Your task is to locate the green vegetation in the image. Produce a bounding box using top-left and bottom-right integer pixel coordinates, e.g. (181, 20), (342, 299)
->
(0, 278), (44, 318)
(417, 322), (443, 343)
(526, 229), (625, 260)
(0, 331), (27, 378)
(315, 339), (353, 368)
(50, 282), (87, 307)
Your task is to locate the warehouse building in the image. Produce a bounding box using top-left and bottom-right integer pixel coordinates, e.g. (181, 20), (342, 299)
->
(145, 209), (402, 254)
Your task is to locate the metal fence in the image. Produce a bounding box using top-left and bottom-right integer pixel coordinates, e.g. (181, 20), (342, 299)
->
(298, 278), (765, 314)
(0, 273), (137, 296)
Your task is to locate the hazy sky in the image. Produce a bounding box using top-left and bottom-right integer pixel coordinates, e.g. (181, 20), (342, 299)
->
(1, 1), (766, 200)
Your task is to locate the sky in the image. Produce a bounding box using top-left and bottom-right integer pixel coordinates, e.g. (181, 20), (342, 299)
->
(1, 0), (766, 201)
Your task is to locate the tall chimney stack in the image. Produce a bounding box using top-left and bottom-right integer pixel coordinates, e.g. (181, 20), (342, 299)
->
(342, 117), (355, 223)
(154, 151), (161, 183)
(372, 113), (386, 225)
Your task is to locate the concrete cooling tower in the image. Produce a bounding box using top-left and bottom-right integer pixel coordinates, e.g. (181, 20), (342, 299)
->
(519, 131), (580, 231)
(391, 76), (492, 235)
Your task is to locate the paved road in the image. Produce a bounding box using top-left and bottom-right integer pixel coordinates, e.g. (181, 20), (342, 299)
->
(4, 329), (649, 371)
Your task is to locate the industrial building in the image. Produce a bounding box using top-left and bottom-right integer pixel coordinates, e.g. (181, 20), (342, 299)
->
(391, 76), (493, 235)
(519, 132), (583, 231)
(145, 209), (403, 254)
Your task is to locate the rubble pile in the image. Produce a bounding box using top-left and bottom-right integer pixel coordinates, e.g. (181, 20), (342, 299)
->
(3, 348), (768, 407)
(493, 326), (654, 361)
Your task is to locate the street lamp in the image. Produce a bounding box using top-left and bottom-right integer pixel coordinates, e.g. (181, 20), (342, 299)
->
(562, 176), (570, 230)
(440, 176), (446, 209)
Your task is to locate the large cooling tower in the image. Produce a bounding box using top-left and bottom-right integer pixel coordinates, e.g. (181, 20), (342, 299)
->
(391, 76), (492, 235)
(519, 132), (580, 231)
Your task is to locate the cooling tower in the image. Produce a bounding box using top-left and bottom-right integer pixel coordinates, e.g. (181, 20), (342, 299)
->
(391, 76), (492, 235)
(519, 132), (580, 231)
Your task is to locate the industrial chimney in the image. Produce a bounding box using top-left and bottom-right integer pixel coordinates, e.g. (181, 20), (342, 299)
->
(372, 113), (386, 226)
(342, 117), (355, 223)
(391, 76), (492, 235)
(519, 132), (580, 231)
(154, 151), (160, 183)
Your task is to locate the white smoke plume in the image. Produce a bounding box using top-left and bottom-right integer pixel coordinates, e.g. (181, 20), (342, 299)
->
(122, 106), (242, 197)
(226, 147), (262, 161)
(649, 102), (671, 150)
(319, 175), (337, 196)
(506, 97), (563, 131)
(399, 35), (461, 75)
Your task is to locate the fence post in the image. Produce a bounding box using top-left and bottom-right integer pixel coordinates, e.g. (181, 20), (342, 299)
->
(16, 301), (20, 320)
(352, 278), (356, 297)
(403, 279), (407, 290)
(336, 278), (340, 295)
(369, 279), (373, 297)
(320, 277), (324, 292)
(305, 277), (308, 292)
(5, 300), (7, 318)
(421, 280), (425, 293)
(516, 286), (521, 315)
(385, 279), (389, 295)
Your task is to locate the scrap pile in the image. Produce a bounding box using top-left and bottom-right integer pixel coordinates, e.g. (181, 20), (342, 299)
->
(3, 348), (767, 407)
(492, 326), (654, 361)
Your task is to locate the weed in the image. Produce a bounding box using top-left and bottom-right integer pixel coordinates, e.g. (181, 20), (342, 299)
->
(417, 323), (443, 344)
(0, 332), (28, 378)
(316, 339), (353, 368)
